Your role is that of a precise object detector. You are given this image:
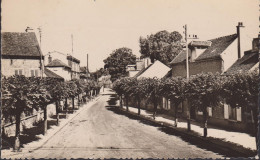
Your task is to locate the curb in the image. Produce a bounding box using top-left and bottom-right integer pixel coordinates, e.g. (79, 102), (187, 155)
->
(116, 106), (256, 158)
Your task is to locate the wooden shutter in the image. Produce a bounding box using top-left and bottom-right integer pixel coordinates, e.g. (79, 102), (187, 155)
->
(236, 107), (242, 121)
(224, 103), (229, 119)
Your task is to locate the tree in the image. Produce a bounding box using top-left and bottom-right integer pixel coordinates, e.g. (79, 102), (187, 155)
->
(222, 70), (258, 149)
(139, 30), (183, 65)
(160, 77), (186, 127)
(103, 47), (136, 82)
(186, 73), (223, 137)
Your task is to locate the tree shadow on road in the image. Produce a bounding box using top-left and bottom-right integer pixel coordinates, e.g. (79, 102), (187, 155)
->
(105, 105), (256, 158)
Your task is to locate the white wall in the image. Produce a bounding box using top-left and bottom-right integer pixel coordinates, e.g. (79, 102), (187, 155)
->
(2, 58), (41, 77)
(220, 39), (239, 72)
(47, 67), (71, 81)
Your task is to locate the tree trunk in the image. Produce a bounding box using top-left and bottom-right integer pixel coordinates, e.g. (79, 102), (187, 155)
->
(126, 96), (129, 112)
(174, 103), (178, 127)
(65, 98), (68, 119)
(55, 101), (60, 126)
(43, 106), (47, 135)
(120, 95), (123, 108)
(153, 98), (157, 120)
(72, 97), (75, 110)
(187, 101), (191, 131)
(203, 107), (208, 137)
(252, 107), (258, 151)
(137, 98), (141, 115)
(78, 94), (80, 107)
(14, 111), (21, 151)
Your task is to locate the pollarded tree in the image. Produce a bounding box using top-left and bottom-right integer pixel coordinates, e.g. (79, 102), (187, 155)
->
(139, 30), (183, 65)
(103, 47), (136, 82)
(222, 70), (258, 149)
(113, 78), (126, 108)
(160, 77), (186, 127)
(65, 81), (78, 110)
(186, 73), (223, 137)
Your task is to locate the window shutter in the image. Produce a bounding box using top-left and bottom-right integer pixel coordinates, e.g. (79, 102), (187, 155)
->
(236, 107), (242, 121)
(224, 103), (229, 119)
(31, 70), (34, 76)
(19, 69), (23, 75)
(35, 70), (38, 77)
(15, 70), (18, 75)
(208, 107), (212, 117)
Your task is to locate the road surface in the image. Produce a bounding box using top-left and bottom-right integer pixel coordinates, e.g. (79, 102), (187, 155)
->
(4, 93), (223, 159)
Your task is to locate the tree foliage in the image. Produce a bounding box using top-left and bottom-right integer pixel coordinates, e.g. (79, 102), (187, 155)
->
(103, 47), (136, 82)
(139, 30), (183, 65)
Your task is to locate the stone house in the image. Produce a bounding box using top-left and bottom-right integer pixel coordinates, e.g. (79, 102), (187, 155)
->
(1, 32), (44, 77)
(45, 51), (81, 80)
(169, 23), (257, 133)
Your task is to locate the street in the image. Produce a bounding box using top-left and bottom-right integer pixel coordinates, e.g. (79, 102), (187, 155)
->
(5, 93), (223, 159)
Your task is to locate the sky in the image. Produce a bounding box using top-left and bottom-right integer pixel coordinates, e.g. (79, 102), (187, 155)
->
(2, 0), (258, 72)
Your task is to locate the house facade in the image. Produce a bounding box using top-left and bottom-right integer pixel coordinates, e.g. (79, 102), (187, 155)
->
(169, 23), (257, 133)
(1, 32), (43, 77)
(45, 51), (81, 80)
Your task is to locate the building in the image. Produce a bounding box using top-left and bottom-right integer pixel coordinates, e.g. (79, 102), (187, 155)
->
(80, 66), (91, 80)
(1, 32), (44, 77)
(126, 57), (152, 77)
(45, 51), (81, 80)
(45, 58), (72, 81)
(169, 23), (256, 133)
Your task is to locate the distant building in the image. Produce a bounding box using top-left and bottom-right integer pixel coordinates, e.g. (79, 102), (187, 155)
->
(80, 66), (91, 80)
(126, 57), (153, 77)
(1, 32), (43, 77)
(45, 51), (81, 80)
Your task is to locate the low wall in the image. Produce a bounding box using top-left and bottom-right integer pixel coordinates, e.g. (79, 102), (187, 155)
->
(2, 102), (56, 137)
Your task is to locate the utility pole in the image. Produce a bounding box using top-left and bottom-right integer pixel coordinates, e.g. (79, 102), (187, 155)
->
(71, 34), (74, 55)
(37, 27), (44, 79)
(183, 24), (198, 131)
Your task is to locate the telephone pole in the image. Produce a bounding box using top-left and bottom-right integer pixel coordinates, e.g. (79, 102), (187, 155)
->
(37, 27), (44, 79)
(183, 24), (198, 132)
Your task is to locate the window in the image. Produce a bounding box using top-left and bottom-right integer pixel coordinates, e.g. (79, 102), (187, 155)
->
(10, 59), (13, 65)
(228, 105), (236, 120)
(31, 69), (39, 77)
(15, 69), (23, 75)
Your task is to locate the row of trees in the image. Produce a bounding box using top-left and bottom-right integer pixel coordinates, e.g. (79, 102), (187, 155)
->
(1, 75), (101, 151)
(113, 71), (258, 146)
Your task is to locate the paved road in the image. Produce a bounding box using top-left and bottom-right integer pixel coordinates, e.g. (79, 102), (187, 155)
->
(5, 93), (223, 159)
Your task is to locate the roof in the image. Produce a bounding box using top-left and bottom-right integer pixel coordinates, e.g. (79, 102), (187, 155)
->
(135, 60), (171, 79)
(46, 59), (71, 68)
(196, 34), (237, 61)
(67, 55), (80, 63)
(225, 50), (259, 74)
(133, 64), (153, 78)
(170, 50), (191, 64)
(44, 68), (64, 79)
(189, 41), (212, 48)
(1, 32), (42, 58)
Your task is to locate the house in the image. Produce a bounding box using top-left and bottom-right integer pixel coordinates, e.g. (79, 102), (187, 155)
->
(45, 51), (81, 80)
(80, 66), (91, 80)
(126, 57), (152, 77)
(134, 60), (171, 79)
(132, 59), (171, 110)
(1, 32), (44, 77)
(45, 58), (72, 81)
(169, 23), (256, 133)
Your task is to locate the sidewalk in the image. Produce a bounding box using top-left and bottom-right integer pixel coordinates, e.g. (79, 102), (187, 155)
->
(119, 103), (256, 151)
(1, 95), (101, 158)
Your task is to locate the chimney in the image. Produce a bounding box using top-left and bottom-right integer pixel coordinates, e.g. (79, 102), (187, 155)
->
(236, 22), (245, 59)
(48, 55), (52, 64)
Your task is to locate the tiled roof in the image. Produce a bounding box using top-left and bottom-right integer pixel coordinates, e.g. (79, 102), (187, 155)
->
(1, 32), (42, 58)
(135, 60), (171, 79)
(170, 50), (191, 64)
(46, 59), (71, 68)
(224, 51), (259, 74)
(196, 34), (237, 61)
(44, 68), (64, 79)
